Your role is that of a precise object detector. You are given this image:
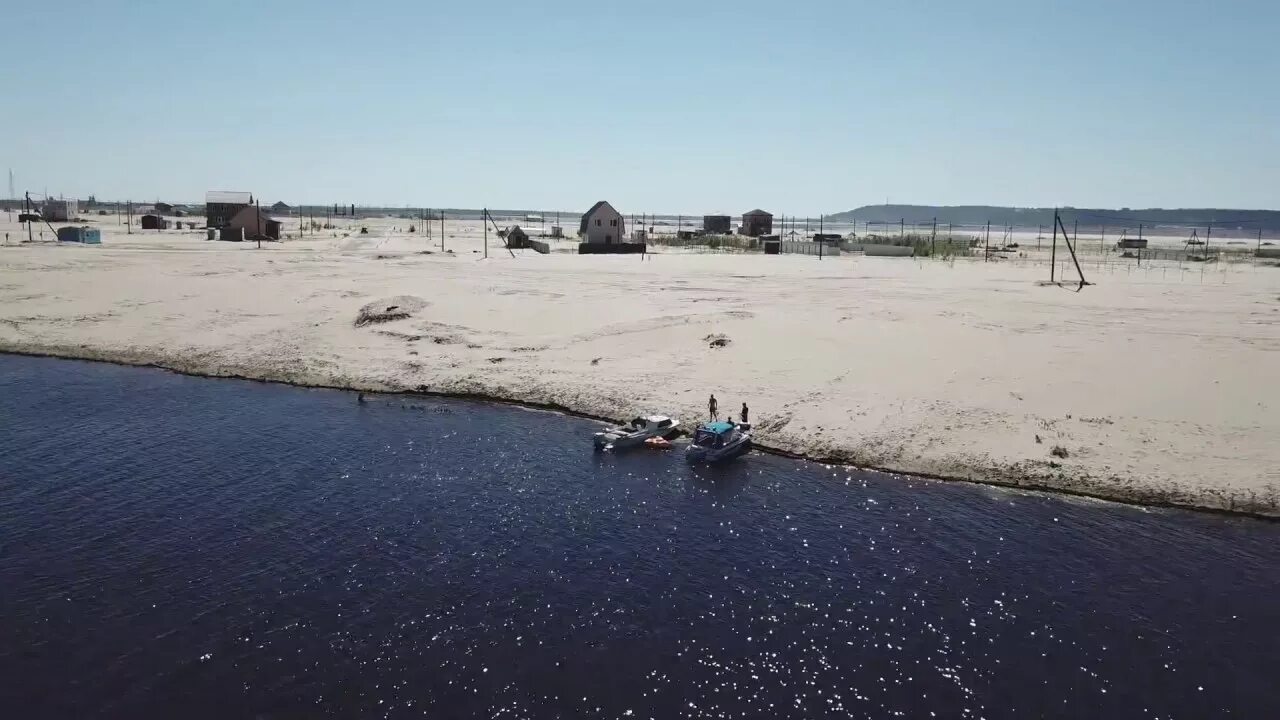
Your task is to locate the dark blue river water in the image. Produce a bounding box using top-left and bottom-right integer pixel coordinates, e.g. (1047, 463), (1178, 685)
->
(1, 355), (1277, 719)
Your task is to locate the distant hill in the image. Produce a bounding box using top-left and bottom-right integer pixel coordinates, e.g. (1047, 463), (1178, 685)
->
(827, 205), (1280, 235)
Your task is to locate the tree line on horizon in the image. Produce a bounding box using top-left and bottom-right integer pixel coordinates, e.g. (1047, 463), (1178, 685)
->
(827, 204), (1280, 232)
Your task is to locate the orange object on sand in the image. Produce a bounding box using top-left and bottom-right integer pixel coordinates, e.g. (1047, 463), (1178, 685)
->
(645, 437), (672, 449)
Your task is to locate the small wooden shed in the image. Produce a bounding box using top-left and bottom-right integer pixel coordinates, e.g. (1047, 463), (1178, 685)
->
(505, 225), (530, 247)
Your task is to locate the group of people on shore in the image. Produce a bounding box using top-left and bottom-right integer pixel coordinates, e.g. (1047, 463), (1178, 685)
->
(708, 394), (748, 425)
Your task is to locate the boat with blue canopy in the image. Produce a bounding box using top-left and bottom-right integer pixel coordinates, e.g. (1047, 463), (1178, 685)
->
(685, 421), (752, 464)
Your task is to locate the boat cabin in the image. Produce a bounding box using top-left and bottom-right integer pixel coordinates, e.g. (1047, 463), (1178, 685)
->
(693, 421), (737, 448)
(633, 416), (675, 431)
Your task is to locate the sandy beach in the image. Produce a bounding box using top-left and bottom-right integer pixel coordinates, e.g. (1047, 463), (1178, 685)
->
(2, 214), (1278, 516)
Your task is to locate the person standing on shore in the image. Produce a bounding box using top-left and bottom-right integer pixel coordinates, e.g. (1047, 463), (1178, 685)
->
(708, 394), (718, 421)
(740, 403), (749, 424)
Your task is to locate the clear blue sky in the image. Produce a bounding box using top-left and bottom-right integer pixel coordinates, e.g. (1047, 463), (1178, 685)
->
(6, 0), (1278, 214)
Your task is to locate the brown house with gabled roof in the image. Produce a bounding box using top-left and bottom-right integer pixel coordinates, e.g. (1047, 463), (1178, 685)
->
(741, 209), (773, 237)
(228, 206), (282, 240)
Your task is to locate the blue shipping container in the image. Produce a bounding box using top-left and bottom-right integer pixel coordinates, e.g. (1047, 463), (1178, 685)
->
(56, 227), (102, 244)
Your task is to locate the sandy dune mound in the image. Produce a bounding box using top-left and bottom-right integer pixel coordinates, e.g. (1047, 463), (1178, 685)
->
(704, 333), (732, 348)
(355, 296), (429, 327)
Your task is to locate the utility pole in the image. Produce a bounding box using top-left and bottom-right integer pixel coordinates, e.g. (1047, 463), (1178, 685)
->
(1052, 210), (1089, 288)
(900, 218), (904, 237)
(984, 220), (990, 261)
(441, 210), (445, 251)
(25, 192), (33, 243)
(256, 200), (262, 249)
(931, 217), (937, 255)
(127, 201), (133, 234)
(1205, 223), (1211, 258)
(1037, 224), (1042, 251)
(1258, 227), (1263, 254)
(1050, 210), (1058, 281)
(484, 208), (488, 258)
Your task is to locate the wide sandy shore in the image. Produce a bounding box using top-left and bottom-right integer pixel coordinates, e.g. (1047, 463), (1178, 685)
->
(3, 215), (1278, 516)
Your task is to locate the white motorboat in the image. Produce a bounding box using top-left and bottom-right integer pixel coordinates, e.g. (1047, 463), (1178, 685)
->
(593, 415), (680, 451)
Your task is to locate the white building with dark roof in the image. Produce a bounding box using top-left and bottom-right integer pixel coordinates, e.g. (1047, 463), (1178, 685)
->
(579, 201), (624, 244)
(42, 199), (78, 222)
